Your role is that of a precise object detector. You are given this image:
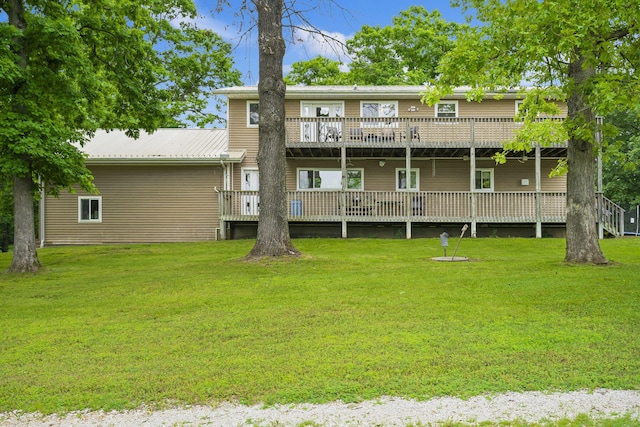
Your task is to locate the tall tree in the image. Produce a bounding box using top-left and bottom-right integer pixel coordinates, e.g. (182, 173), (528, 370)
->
(283, 7), (465, 86)
(424, 0), (639, 264)
(1, 0), (241, 272)
(246, 0), (300, 259)
(346, 7), (465, 85)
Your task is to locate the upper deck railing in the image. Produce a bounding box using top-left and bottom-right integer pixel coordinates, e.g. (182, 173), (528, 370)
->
(284, 117), (567, 148)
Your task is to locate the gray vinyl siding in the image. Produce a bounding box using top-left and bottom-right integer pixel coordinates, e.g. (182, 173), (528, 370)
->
(45, 165), (223, 245)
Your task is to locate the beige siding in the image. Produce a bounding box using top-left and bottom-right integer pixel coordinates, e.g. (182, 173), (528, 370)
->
(231, 95), (567, 192)
(285, 158), (565, 193)
(228, 99), (259, 163)
(45, 165), (223, 245)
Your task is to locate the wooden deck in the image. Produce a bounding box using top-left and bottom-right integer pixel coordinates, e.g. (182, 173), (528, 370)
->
(285, 117), (567, 148)
(220, 190), (567, 222)
(219, 191), (624, 238)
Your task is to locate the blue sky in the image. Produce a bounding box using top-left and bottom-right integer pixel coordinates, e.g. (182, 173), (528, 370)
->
(192, 0), (467, 85)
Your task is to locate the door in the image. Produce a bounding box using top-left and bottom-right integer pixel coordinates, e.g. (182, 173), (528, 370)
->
(301, 102), (344, 142)
(241, 169), (259, 215)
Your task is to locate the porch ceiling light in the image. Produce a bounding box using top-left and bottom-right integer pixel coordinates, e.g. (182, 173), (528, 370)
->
(379, 160), (386, 167)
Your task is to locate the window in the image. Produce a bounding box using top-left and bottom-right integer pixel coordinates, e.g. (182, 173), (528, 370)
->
(436, 101), (458, 118)
(361, 101), (398, 127)
(297, 169), (364, 190)
(78, 196), (102, 222)
(475, 169), (494, 191)
(301, 102), (343, 118)
(396, 168), (419, 191)
(247, 101), (259, 127)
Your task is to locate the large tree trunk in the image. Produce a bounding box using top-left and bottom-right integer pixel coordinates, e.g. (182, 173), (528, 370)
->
(7, 175), (40, 273)
(5, 0), (41, 272)
(564, 55), (607, 264)
(246, 0), (299, 259)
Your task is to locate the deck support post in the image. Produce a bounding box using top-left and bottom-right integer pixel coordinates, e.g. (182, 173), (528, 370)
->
(469, 144), (477, 237)
(220, 221), (227, 240)
(535, 144), (542, 238)
(341, 145), (348, 238)
(405, 145), (412, 239)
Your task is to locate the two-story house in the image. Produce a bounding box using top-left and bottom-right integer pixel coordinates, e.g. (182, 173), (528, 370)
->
(40, 86), (624, 246)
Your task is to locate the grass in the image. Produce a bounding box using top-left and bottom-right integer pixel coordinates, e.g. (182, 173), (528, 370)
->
(0, 238), (639, 416)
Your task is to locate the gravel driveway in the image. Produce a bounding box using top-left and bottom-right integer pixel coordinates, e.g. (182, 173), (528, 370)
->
(2, 389), (639, 426)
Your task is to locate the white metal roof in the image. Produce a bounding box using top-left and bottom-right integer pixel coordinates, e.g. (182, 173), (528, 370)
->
(214, 85), (525, 100)
(78, 129), (244, 164)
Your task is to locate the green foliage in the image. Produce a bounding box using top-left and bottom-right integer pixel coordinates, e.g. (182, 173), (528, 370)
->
(284, 55), (348, 85)
(346, 7), (466, 85)
(602, 109), (640, 205)
(0, 177), (12, 252)
(423, 0), (640, 154)
(284, 7), (466, 86)
(0, 238), (639, 414)
(0, 0), (241, 195)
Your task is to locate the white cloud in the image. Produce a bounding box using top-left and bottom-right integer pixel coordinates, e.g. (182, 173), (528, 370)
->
(289, 26), (352, 63)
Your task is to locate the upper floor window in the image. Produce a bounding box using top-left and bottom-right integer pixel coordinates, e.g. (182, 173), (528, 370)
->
(247, 101), (259, 127)
(301, 102), (343, 118)
(475, 169), (494, 191)
(361, 101), (398, 127)
(436, 101), (458, 118)
(78, 196), (102, 223)
(298, 168), (364, 191)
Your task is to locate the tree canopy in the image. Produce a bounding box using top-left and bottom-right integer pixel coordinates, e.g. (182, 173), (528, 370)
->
(284, 55), (346, 85)
(423, 0), (640, 264)
(603, 109), (640, 206)
(1, 0), (241, 272)
(284, 6), (466, 86)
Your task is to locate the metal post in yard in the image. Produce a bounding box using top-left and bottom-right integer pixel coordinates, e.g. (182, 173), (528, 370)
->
(451, 224), (468, 260)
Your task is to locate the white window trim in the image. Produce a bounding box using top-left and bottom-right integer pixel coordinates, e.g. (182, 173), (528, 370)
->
(247, 101), (259, 127)
(435, 100), (459, 118)
(78, 196), (102, 223)
(360, 101), (399, 127)
(515, 100), (525, 116)
(474, 168), (494, 192)
(395, 168), (420, 191)
(296, 168), (364, 191)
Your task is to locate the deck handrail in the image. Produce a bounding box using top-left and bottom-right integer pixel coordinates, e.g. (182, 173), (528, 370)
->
(285, 117), (566, 147)
(219, 190), (623, 237)
(597, 193), (625, 236)
(220, 190), (567, 222)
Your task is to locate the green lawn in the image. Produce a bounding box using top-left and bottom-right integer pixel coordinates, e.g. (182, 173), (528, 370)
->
(0, 238), (639, 415)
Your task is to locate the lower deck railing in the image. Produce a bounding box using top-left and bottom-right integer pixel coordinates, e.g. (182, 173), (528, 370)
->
(221, 191), (566, 221)
(219, 191), (624, 236)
